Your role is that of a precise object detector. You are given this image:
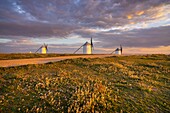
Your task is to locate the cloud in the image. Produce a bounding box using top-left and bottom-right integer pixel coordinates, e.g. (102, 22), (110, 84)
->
(135, 11), (145, 16)
(0, 22), (78, 37)
(0, 0), (170, 53)
(127, 14), (133, 19)
(92, 25), (170, 48)
(126, 10), (145, 20)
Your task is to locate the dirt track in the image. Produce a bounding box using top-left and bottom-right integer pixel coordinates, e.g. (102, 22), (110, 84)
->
(0, 54), (113, 67)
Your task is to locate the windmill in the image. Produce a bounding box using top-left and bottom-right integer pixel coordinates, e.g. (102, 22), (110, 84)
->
(35, 43), (48, 54)
(74, 37), (94, 54)
(111, 45), (123, 55)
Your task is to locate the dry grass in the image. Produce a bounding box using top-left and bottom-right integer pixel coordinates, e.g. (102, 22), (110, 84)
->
(0, 53), (87, 60)
(0, 54), (169, 112)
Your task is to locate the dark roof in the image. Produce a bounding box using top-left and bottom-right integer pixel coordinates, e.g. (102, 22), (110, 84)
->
(83, 42), (91, 46)
(115, 48), (121, 51)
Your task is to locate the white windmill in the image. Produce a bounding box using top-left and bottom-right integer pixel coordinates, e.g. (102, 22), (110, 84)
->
(35, 43), (48, 54)
(111, 45), (123, 55)
(74, 37), (94, 54)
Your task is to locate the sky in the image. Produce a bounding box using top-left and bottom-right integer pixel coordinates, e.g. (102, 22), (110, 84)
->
(0, 0), (170, 54)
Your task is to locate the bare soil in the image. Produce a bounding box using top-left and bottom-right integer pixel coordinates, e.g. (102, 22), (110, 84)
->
(0, 54), (113, 67)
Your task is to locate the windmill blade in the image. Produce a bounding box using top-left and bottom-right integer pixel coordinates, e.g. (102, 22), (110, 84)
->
(110, 50), (116, 54)
(46, 46), (48, 52)
(91, 37), (94, 50)
(73, 44), (84, 54)
(120, 45), (122, 54)
(46, 45), (48, 52)
(35, 46), (43, 53)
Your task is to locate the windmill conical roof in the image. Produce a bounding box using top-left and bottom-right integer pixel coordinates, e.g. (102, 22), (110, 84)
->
(115, 48), (121, 51)
(83, 42), (91, 46)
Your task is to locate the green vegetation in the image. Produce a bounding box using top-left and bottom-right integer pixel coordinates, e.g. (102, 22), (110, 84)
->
(0, 53), (88, 60)
(0, 54), (169, 112)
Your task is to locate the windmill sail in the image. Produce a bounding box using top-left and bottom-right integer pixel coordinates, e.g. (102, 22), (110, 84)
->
(91, 37), (94, 54)
(45, 44), (48, 52)
(46, 47), (48, 52)
(91, 37), (93, 49)
(120, 45), (122, 54)
(110, 50), (116, 54)
(73, 44), (84, 54)
(35, 46), (43, 53)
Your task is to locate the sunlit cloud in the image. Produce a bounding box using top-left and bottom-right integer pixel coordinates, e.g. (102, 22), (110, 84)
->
(135, 11), (144, 16)
(0, 0), (170, 54)
(31, 34), (87, 45)
(127, 14), (133, 19)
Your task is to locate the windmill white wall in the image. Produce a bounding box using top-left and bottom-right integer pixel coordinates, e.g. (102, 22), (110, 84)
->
(115, 50), (121, 55)
(41, 47), (47, 54)
(83, 42), (92, 54)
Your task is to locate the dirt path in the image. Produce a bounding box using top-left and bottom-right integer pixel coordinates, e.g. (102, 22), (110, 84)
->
(0, 54), (113, 67)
